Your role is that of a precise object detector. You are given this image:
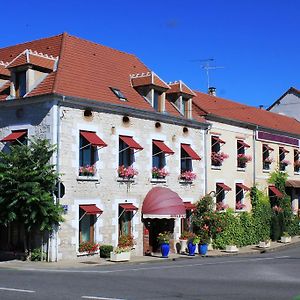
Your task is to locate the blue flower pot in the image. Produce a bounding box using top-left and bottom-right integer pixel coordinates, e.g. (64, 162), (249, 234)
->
(188, 242), (196, 256)
(199, 243), (208, 256)
(161, 243), (170, 258)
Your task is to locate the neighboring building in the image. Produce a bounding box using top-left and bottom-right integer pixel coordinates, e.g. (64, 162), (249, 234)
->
(0, 34), (208, 260)
(193, 88), (300, 215)
(268, 87), (300, 121)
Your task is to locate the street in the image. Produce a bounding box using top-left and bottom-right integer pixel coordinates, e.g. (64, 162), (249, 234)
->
(0, 246), (300, 300)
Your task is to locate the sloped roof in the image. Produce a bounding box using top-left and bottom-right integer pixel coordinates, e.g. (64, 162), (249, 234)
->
(131, 72), (170, 90)
(268, 87), (300, 111)
(193, 90), (300, 136)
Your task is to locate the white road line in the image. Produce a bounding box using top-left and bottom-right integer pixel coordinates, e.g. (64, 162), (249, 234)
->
(82, 296), (126, 300)
(0, 287), (35, 293)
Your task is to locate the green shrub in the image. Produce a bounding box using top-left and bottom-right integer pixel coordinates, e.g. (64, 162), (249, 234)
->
(30, 248), (46, 261)
(287, 216), (300, 236)
(100, 245), (113, 258)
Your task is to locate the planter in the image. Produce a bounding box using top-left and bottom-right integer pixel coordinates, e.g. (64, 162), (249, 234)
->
(199, 243), (208, 256)
(110, 251), (131, 262)
(225, 245), (239, 253)
(188, 242), (196, 256)
(281, 236), (291, 243)
(258, 241), (271, 248)
(160, 243), (170, 258)
(179, 239), (188, 254)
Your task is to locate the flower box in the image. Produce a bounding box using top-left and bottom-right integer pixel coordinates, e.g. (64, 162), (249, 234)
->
(179, 171), (196, 182)
(280, 236), (291, 243)
(211, 152), (229, 166)
(110, 251), (131, 262)
(225, 245), (239, 253)
(152, 167), (169, 179)
(258, 241), (271, 248)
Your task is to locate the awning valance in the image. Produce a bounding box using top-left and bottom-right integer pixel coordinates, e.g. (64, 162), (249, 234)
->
(184, 202), (197, 211)
(153, 140), (174, 155)
(120, 135), (143, 150)
(80, 131), (107, 147)
(217, 183), (232, 191)
(79, 204), (103, 215)
(181, 144), (201, 160)
(120, 203), (138, 211)
(269, 185), (283, 198)
(142, 187), (186, 219)
(236, 183), (251, 191)
(1, 130), (27, 142)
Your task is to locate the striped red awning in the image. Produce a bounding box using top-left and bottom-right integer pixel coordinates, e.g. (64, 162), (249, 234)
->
(153, 140), (174, 155)
(79, 204), (103, 215)
(1, 130), (27, 142)
(120, 203), (138, 211)
(181, 144), (201, 160)
(80, 131), (107, 147)
(120, 135), (143, 150)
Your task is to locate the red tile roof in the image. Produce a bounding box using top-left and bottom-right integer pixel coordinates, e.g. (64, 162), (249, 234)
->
(0, 63), (10, 77)
(193, 91), (300, 136)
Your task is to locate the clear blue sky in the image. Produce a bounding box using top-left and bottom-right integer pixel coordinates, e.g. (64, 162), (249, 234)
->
(1, 0), (299, 107)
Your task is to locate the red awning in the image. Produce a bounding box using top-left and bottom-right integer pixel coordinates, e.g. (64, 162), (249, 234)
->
(217, 183), (232, 191)
(280, 147), (289, 153)
(153, 140), (174, 155)
(184, 202), (197, 211)
(264, 144), (274, 151)
(236, 183), (251, 191)
(1, 130), (27, 142)
(238, 140), (250, 148)
(269, 186), (283, 198)
(80, 131), (107, 147)
(120, 203), (138, 211)
(142, 187), (186, 219)
(120, 135), (143, 150)
(79, 204), (103, 215)
(212, 136), (226, 144)
(181, 144), (201, 160)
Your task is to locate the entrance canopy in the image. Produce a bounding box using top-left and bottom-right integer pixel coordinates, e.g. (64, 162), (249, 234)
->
(142, 187), (186, 219)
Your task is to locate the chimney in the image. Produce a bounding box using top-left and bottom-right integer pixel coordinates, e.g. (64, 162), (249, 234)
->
(208, 87), (216, 96)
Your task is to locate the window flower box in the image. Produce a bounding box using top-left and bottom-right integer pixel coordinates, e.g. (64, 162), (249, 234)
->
(211, 152), (229, 166)
(79, 165), (96, 177)
(152, 167), (169, 179)
(117, 165), (138, 179)
(237, 154), (252, 168)
(179, 171), (196, 182)
(78, 241), (99, 254)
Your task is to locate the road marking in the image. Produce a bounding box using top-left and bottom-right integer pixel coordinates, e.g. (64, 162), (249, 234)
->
(82, 296), (126, 300)
(0, 287), (35, 293)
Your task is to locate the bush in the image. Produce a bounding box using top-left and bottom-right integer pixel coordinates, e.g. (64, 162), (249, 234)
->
(100, 245), (113, 258)
(30, 248), (46, 261)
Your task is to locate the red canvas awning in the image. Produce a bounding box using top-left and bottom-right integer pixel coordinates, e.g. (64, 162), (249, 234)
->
(181, 144), (201, 160)
(120, 135), (143, 150)
(184, 202), (197, 211)
(280, 147), (289, 153)
(142, 187), (186, 219)
(238, 140), (250, 148)
(212, 136), (226, 144)
(1, 130), (27, 142)
(153, 140), (174, 155)
(79, 204), (103, 215)
(80, 131), (107, 147)
(120, 203), (138, 211)
(264, 144), (274, 151)
(217, 183), (232, 191)
(269, 186), (283, 198)
(236, 183), (251, 191)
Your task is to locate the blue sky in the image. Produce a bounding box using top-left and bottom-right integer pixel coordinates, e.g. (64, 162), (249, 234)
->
(1, 0), (299, 107)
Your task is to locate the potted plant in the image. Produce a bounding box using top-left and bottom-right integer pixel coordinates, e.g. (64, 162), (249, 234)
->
(179, 231), (192, 254)
(225, 237), (239, 253)
(187, 234), (200, 256)
(258, 239), (271, 248)
(152, 167), (169, 179)
(157, 231), (172, 258)
(110, 234), (134, 262)
(179, 171), (196, 182)
(198, 230), (210, 256)
(280, 232), (291, 243)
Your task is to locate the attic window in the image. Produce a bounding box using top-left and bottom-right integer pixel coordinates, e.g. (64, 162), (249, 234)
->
(110, 87), (127, 101)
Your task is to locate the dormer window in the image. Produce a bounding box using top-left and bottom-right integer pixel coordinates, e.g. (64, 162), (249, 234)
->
(110, 87), (127, 101)
(15, 70), (27, 97)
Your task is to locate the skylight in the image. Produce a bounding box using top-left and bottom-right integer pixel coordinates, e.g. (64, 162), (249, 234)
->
(110, 87), (127, 101)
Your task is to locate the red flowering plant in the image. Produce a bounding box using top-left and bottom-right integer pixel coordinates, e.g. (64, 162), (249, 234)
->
(79, 241), (99, 253)
(152, 167), (169, 179)
(211, 152), (229, 166)
(216, 202), (229, 211)
(180, 170), (197, 182)
(235, 201), (246, 211)
(237, 154), (252, 168)
(264, 157), (274, 164)
(79, 165), (96, 176)
(118, 165), (138, 179)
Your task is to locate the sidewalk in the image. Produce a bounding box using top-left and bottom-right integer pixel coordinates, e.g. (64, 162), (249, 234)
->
(1, 236), (299, 270)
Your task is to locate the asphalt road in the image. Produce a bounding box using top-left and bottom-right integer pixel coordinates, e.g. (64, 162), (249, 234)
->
(0, 246), (300, 300)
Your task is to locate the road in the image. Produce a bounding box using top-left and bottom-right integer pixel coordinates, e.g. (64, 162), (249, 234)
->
(0, 246), (300, 300)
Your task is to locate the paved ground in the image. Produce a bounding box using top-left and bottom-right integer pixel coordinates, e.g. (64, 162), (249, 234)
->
(1, 244), (300, 299)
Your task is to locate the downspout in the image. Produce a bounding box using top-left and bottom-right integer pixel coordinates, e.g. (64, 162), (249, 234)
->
(253, 126), (258, 186)
(204, 124), (211, 194)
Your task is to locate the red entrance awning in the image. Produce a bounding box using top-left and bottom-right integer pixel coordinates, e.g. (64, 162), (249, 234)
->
(269, 185), (283, 198)
(79, 204), (103, 215)
(238, 140), (250, 148)
(217, 183), (232, 191)
(153, 140), (174, 155)
(120, 135), (143, 150)
(1, 130), (27, 142)
(142, 187), (186, 219)
(184, 202), (197, 211)
(80, 131), (107, 147)
(120, 203), (138, 211)
(212, 136), (226, 144)
(236, 183), (251, 191)
(181, 144), (201, 160)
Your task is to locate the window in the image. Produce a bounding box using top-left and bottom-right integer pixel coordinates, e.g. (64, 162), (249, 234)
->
(262, 144), (273, 170)
(79, 133), (96, 176)
(235, 184), (244, 210)
(294, 150), (300, 173)
(15, 71), (27, 97)
(175, 96), (185, 115)
(237, 140), (250, 168)
(110, 87), (127, 101)
(152, 140), (173, 179)
(216, 183), (231, 211)
(279, 147), (290, 171)
(180, 144), (200, 172)
(118, 204), (138, 236)
(119, 138), (134, 168)
(79, 207), (96, 244)
(211, 136), (226, 167)
(153, 91), (160, 111)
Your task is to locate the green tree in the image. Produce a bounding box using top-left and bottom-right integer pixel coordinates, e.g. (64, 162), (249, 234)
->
(0, 139), (63, 256)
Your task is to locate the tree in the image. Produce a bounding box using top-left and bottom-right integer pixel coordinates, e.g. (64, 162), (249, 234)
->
(0, 139), (63, 256)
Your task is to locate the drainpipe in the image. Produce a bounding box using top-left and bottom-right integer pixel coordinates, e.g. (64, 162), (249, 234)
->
(253, 126), (257, 186)
(204, 124), (211, 194)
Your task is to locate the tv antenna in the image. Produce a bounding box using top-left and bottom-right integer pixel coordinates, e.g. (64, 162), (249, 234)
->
(191, 58), (224, 89)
